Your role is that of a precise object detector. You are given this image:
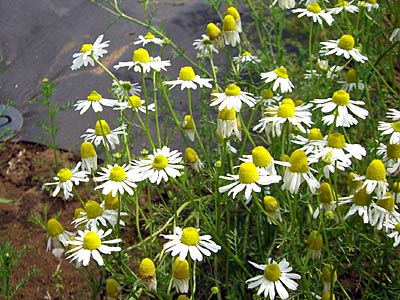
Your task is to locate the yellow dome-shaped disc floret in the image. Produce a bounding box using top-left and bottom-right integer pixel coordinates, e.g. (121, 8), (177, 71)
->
(83, 231), (101, 250)
(57, 168), (73, 182)
(139, 258), (156, 279)
(173, 257), (190, 280)
(95, 120), (111, 136)
(180, 227), (200, 246)
(152, 155), (168, 170)
(252, 146), (273, 167)
(263, 263), (281, 282)
(366, 159), (386, 181)
(47, 218), (64, 237)
(80, 141), (96, 159)
(179, 66), (196, 81)
(327, 132), (346, 149)
(338, 34), (355, 51)
(225, 84), (241, 96)
(332, 90), (350, 106)
(289, 149), (309, 173)
(109, 166), (127, 182)
(133, 48), (150, 63)
(238, 162), (259, 184)
(274, 67), (289, 79)
(85, 200), (103, 219)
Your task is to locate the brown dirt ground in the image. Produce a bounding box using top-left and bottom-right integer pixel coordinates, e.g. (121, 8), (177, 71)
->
(0, 141), (95, 299)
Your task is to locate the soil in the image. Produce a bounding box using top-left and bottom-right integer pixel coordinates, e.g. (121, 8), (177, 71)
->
(0, 141), (93, 299)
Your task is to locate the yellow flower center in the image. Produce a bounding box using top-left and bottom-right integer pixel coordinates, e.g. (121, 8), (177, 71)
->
(348, 172), (362, 190)
(263, 263), (281, 282)
(282, 98), (295, 106)
(57, 168), (73, 182)
(289, 149), (309, 173)
(319, 182), (335, 204)
(105, 192), (119, 210)
(80, 141), (96, 159)
(109, 166), (127, 182)
(225, 84), (241, 96)
(226, 6), (240, 20)
(263, 196), (279, 212)
(367, 0), (377, 3)
(121, 81), (132, 91)
(223, 15), (236, 31)
(327, 133), (346, 149)
(387, 143), (400, 159)
(47, 219), (64, 237)
(173, 257), (189, 280)
(207, 23), (221, 40)
(128, 95), (142, 108)
(352, 187), (371, 206)
(83, 231), (101, 250)
(80, 43), (93, 53)
(308, 128), (323, 141)
(87, 90), (102, 102)
(392, 182), (400, 193)
(295, 99), (304, 106)
(321, 292), (336, 300)
(252, 146), (273, 167)
(366, 159), (386, 181)
(181, 227), (200, 246)
(133, 48), (150, 63)
(277, 103), (295, 118)
(274, 67), (289, 79)
(346, 68), (357, 83)
(395, 222), (400, 233)
(185, 147), (198, 164)
(85, 200), (103, 219)
(139, 258), (156, 279)
(218, 107), (236, 120)
(390, 121), (400, 132)
(179, 66), (196, 81)
(241, 51), (252, 56)
(331, 90), (350, 106)
(321, 265), (337, 283)
(307, 230), (323, 250)
(183, 115), (194, 129)
(144, 32), (155, 40)
(152, 154), (168, 170)
(95, 120), (111, 136)
(261, 88), (274, 99)
(307, 2), (322, 13)
(238, 162), (259, 184)
(177, 296), (189, 300)
(74, 208), (85, 220)
(106, 278), (120, 298)
(335, 0), (349, 7)
(338, 34), (355, 50)
(376, 193), (395, 212)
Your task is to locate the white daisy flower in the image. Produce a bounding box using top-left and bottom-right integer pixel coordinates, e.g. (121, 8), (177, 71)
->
(292, 2), (334, 26)
(132, 146), (184, 185)
(72, 200), (127, 230)
(113, 95), (155, 113)
(111, 79), (141, 99)
(261, 66), (294, 93)
(306, 230), (323, 259)
(377, 142), (400, 174)
(369, 193), (400, 231)
(81, 120), (127, 150)
(358, 0), (379, 11)
(133, 32), (164, 46)
(378, 120), (400, 144)
(222, 14), (240, 47)
(47, 218), (73, 253)
(163, 66), (212, 90)
(172, 257), (190, 293)
(217, 107), (241, 140)
(390, 28), (400, 43)
(71, 34), (110, 70)
(312, 89), (369, 127)
(193, 34), (219, 58)
(74, 90), (117, 115)
(44, 162), (89, 200)
(290, 128), (325, 155)
(94, 163), (139, 197)
(253, 98), (313, 137)
(219, 162), (282, 203)
(138, 258), (157, 291)
(233, 51), (261, 64)
(304, 59), (343, 80)
(272, 0), (296, 9)
(328, 0), (359, 14)
(181, 115), (196, 142)
(210, 84), (256, 111)
(357, 159), (388, 198)
(313, 182), (337, 219)
(320, 34), (368, 63)
(282, 149), (320, 194)
(184, 147), (204, 172)
(206, 23), (224, 49)
(246, 258), (301, 300)
(66, 227), (121, 266)
(161, 226), (221, 262)
(339, 187), (372, 223)
(226, 6), (242, 32)
(263, 195), (283, 225)
(385, 213), (400, 246)
(338, 68), (365, 92)
(80, 141), (98, 173)
(114, 48), (170, 73)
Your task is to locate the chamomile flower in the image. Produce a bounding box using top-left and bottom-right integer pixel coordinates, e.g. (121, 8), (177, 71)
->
(304, 59), (343, 79)
(71, 34), (109, 70)
(339, 187), (372, 223)
(320, 34), (368, 63)
(369, 193), (399, 231)
(328, 0), (359, 14)
(134, 32), (164, 47)
(182, 115), (195, 141)
(377, 142), (400, 174)
(44, 162), (89, 200)
(161, 226), (221, 262)
(139, 258), (157, 291)
(338, 68), (365, 92)
(106, 278), (121, 300)
(111, 80), (141, 99)
(184, 147), (204, 172)
(206, 23), (224, 49)
(66, 227), (121, 266)
(253, 98), (313, 137)
(261, 67), (294, 93)
(217, 107), (241, 140)
(114, 48), (170, 73)
(272, 0), (296, 9)
(233, 51), (262, 64)
(292, 3), (334, 26)
(282, 149), (320, 194)
(321, 265), (337, 293)
(222, 14), (240, 47)
(378, 120), (400, 144)
(246, 258), (301, 300)
(81, 120), (127, 150)
(240, 146), (290, 175)
(163, 66), (212, 90)
(94, 164), (139, 197)
(385, 213), (400, 246)
(74, 90), (117, 115)
(357, 159), (388, 198)
(219, 162), (282, 202)
(80, 141), (97, 173)
(390, 28), (400, 43)
(47, 218), (73, 255)
(263, 195), (283, 225)
(226, 6), (242, 33)
(193, 34), (219, 58)
(358, 0), (379, 11)
(210, 84), (256, 111)
(291, 128), (325, 155)
(306, 230), (324, 259)
(113, 95), (155, 113)
(132, 146), (184, 185)
(172, 257), (190, 293)
(313, 182), (337, 219)
(312, 89), (369, 127)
